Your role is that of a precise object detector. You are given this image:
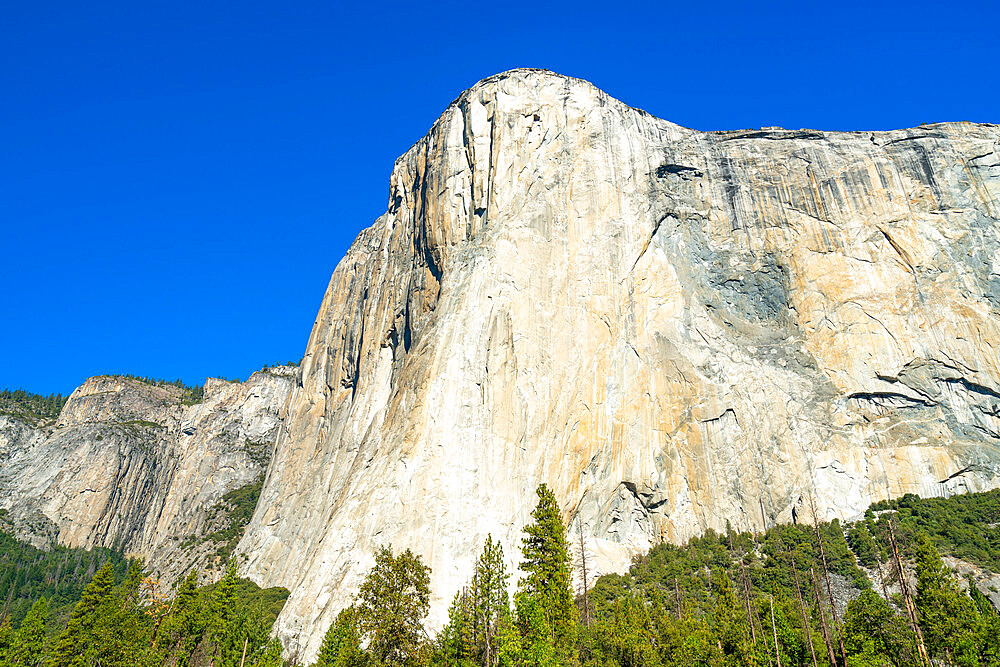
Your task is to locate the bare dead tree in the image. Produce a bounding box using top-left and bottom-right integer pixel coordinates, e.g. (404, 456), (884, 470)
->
(887, 518), (930, 667)
(810, 567), (837, 667)
(786, 544), (820, 667)
(809, 494), (848, 667)
(770, 596), (782, 667)
(729, 530), (758, 646)
(577, 520), (591, 628)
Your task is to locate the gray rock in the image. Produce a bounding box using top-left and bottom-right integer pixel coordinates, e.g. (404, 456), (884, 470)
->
(232, 69), (1000, 661)
(0, 368), (296, 582)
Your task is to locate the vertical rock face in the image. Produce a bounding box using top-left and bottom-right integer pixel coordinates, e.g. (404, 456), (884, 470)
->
(236, 69), (1000, 660)
(0, 368), (295, 581)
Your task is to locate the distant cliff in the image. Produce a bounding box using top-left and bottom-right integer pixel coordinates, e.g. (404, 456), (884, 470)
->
(233, 70), (1000, 660)
(0, 368), (295, 582)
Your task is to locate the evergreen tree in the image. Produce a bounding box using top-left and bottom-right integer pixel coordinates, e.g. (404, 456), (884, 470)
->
(48, 563), (116, 667)
(217, 598), (279, 667)
(586, 594), (659, 667)
(437, 591), (476, 666)
(438, 535), (511, 667)
(912, 531), (982, 667)
(213, 560), (241, 635)
(0, 616), (12, 667)
(710, 569), (754, 666)
(355, 546), (431, 665)
(472, 535), (510, 667)
(10, 598), (49, 667)
(967, 579), (1000, 667)
(512, 591), (557, 667)
(518, 484), (577, 664)
(161, 570), (206, 666)
(90, 562), (157, 667)
(841, 590), (919, 667)
(316, 607), (368, 667)
(494, 612), (522, 667)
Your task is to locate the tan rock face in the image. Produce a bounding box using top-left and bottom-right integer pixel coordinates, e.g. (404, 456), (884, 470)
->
(0, 368), (295, 581)
(234, 69), (1000, 660)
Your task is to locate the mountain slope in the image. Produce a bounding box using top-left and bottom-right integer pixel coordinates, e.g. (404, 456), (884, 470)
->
(235, 69), (1000, 660)
(0, 369), (295, 581)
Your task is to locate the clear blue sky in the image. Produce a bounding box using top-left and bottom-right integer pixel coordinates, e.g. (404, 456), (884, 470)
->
(3, 1), (996, 395)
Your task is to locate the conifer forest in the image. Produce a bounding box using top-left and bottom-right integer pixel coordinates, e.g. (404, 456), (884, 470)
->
(1, 486), (999, 667)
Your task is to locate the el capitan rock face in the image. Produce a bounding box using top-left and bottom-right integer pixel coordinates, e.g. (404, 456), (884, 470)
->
(2, 68), (998, 663)
(232, 69), (1000, 660)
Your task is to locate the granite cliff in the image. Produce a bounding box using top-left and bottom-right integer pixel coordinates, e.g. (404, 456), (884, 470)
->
(0, 368), (295, 582)
(232, 69), (1000, 660)
(2, 68), (999, 662)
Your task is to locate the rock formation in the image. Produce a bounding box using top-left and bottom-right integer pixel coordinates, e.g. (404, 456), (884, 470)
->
(2, 68), (998, 663)
(0, 368), (295, 581)
(232, 69), (1000, 660)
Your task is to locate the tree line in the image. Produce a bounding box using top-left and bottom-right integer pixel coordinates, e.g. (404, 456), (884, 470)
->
(0, 389), (68, 422)
(1, 487), (999, 666)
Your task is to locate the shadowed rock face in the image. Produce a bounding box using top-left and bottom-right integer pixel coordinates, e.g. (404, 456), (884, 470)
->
(233, 69), (1000, 660)
(0, 369), (295, 582)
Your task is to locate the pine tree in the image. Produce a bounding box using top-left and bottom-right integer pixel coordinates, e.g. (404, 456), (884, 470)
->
(48, 563), (116, 667)
(967, 579), (1000, 667)
(518, 484), (578, 664)
(438, 591), (475, 666)
(588, 594), (659, 667)
(316, 607), (368, 667)
(217, 598), (279, 667)
(11, 598), (49, 667)
(162, 570), (205, 667)
(711, 569), (755, 666)
(513, 591), (557, 667)
(913, 532), (982, 667)
(0, 616), (12, 667)
(355, 546), (431, 665)
(469, 535), (510, 667)
(494, 611), (522, 667)
(842, 590), (919, 667)
(91, 561), (157, 667)
(212, 561), (241, 644)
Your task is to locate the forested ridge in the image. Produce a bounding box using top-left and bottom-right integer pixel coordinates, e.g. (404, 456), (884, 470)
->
(1, 488), (998, 667)
(0, 390), (68, 424)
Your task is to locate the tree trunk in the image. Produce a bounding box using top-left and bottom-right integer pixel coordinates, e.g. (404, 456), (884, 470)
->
(577, 521), (591, 628)
(770, 596), (782, 667)
(887, 518), (930, 667)
(787, 546), (819, 667)
(811, 567), (837, 667)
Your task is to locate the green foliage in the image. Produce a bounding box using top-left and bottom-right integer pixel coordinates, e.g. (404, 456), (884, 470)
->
(912, 532), (984, 666)
(9, 597), (49, 667)
(3, 485), (1000, 667)
(0, 389), (67, 424)
(48, 562), (116, 667)
(356, 546), (431, 665)
(870, 489), (1000, 571)
(261, 361), (301, 371)
(518, 484), (578, 664)
(436, 535), (510, 667)
(201, 477), (265, 561)
(103, 374), (205, 404)
(316, 607), (367, 667)
(0, 526), (288, 667)
(0, 530), (126, 627)
(841, 590), (919, 667)
(0, 617), (12, 665)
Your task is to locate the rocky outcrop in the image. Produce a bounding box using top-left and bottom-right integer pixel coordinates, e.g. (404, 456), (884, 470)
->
(0, 368), (296, 581)
(234, 69), (1000, 660)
